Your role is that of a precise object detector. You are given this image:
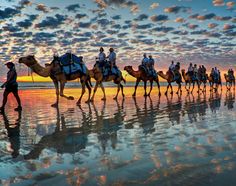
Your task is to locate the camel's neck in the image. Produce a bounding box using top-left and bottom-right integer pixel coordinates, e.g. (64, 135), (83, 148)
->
(29, 63), (51, 77)
(126, 68), (140, 78)
(181, 71), (187, 80)
(158, 72), (168, 80)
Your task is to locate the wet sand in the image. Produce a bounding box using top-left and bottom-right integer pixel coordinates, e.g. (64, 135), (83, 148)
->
(0, 86), (236, 186)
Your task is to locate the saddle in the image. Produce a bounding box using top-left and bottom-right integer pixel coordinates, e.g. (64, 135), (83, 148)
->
(58, 53), (87, 75)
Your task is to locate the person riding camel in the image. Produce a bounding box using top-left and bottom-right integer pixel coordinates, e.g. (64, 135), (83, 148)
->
(169, 61), (175, 77)
(198, 65), (203, 81)
(193, 64), (198, 80)
(96, 47), (106, 74)
(107, 48), (119, 77)
(187, 63), (194, 79)
(141, 53), (149, 75)
(228, 69), (235, 81)
(214, 67), (219, 82)
(148, 55), (157, 77)
(174, 62), (181, 81)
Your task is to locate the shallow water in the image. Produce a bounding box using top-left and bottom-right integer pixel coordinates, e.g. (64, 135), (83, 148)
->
(0, 86), (236, 186)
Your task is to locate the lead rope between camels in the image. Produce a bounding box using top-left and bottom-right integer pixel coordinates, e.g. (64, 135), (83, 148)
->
(28, 67), (34, 83)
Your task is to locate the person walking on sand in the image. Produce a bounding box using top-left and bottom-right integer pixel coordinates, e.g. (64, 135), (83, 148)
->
(0, 62), (22, 113)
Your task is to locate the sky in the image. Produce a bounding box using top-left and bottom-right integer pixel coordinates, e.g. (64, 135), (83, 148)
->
(0, 0), (236, 81)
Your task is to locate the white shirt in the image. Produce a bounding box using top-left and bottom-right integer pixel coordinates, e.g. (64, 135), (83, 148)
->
(108, 52), (116, 63)
(98, 52), (106, 62)
(188, 66), (193, 72)
(169, 63), (175, 71)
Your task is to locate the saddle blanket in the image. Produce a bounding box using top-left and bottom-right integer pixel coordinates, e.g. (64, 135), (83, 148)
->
(59, 53), (86, 75)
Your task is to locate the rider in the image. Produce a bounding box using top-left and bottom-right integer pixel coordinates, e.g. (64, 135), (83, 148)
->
(198, 65), (202, 81)
(187, 63), (194, 78)
(107, 48), (118, 76)
(169, 61), (175, 77)
(148, 55), (156, 77)
(142, 53), (149, 75)
(193, 64), (198, 80)
(96, 47), (106, 70)
(174, 62), (181, 81)
(214, 67), (219, 81)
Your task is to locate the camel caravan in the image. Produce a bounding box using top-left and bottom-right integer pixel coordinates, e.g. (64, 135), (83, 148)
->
(18, 48), (235, 107)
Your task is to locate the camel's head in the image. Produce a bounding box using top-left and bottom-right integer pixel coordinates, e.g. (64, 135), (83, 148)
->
(181, 69), (185, 73)
(158, 71), (163, 74)
(124, 66), (132, 72)
(19, 55), (37, 67)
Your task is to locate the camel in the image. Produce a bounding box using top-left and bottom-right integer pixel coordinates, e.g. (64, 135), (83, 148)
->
(198, 71), (208, 92)
(158, 70), (182, 95)
(208, 74), (222, 92)
(124, 65), (161, 97)
(224, 74), (235, 90)
(181, 69), (201, 93)
(89, 62), (125, 101)
(19, 55), (91, 107)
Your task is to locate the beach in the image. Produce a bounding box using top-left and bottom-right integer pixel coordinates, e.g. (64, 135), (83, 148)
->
(0, 85), (236, 186)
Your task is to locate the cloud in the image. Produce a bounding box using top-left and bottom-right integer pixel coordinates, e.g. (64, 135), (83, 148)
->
(75, 13), (87, 19)
(16, 19), (33, 28)
(36, 14), (67, 29)
(175, 17), (185, 23)
(130, 5), (140, 14)
(164, 6), (191, 14)
(212, 0), (224, 6)
(150, 15), (168, 22)
(226, 1), (235, 9)
(187, 24), (199, 29)
(0, 7), (20, 19)
(208, 23), (218, 29)
(19, 0), (32, 7)
(36, 4), (49, 13)
(94, 0), (107, 8)
(152, 26), (174, 33)
(189, 13), (216, 20)
(214, 16), (232, 21)
(223, 24), (236, 30)
(66, 4), (80, 12)
(150, 3), (159, 9)
(111, 15), (121, 20)
(135, 23), (153, 29)
(134, 14), (148, 21)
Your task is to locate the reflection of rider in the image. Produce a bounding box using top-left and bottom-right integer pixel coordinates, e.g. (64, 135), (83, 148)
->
(1, 111), (22, 158)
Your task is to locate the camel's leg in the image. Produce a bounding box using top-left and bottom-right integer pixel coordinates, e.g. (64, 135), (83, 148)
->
(185, 82), (188, 92)
(156, 80), (161, 96)
(114, 83), (120, 100)
(177, 83), (181, 94)
(77, 80), (86, 105)
(85, 81), (91, 103)
(170, 83), (173, 94)
(133, 79), (140, 97)
(191, 82), (195, 94)
(59, 81), (74, 100)
(120, 83), (125, 97)
(91, 82), (99, 102)
(165, 83), (169, 95)
(52, 80), (59, 107)
(147, 80), (153, 96)
(143, 81), (148, 97)
(100, 83), (106, 100)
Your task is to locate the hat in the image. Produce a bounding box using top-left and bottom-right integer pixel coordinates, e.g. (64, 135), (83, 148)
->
(5, 62), (15, 66)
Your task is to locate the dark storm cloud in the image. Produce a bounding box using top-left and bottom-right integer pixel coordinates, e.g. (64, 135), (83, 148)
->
(2, 24), (21, 32)
(172, 30), (188, 35)
(150, 15), (168, 22)
(152, 26), (174, 33)
(79, 22), (92, 28)
(0, 7), (21, 19)
(36, 14), (67, 29)
(111, 15), (121, 20)
(134, 14), (148, 21)
(164, 6), (191, 14)
(66, 4), (80, 12)
(136, 23), (153, 29)
(75, 13), (87, 19)
(189, 13), (216, 20)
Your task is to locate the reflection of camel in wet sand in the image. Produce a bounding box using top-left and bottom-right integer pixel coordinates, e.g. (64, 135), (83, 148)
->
(181, 69), (200, 94)
(19, 56), (91, 107)
(158, 70), (182, 95)
(90, 99), (125, 153)
(89, 63), (125, 101)
(124, 66), (161, 97)
(224, 91), (235, 110)
(24, 107), (89, 159)
(126, 96), (161, 134)
(224, 74), (235, 90)
(1, 111), (22, 158)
